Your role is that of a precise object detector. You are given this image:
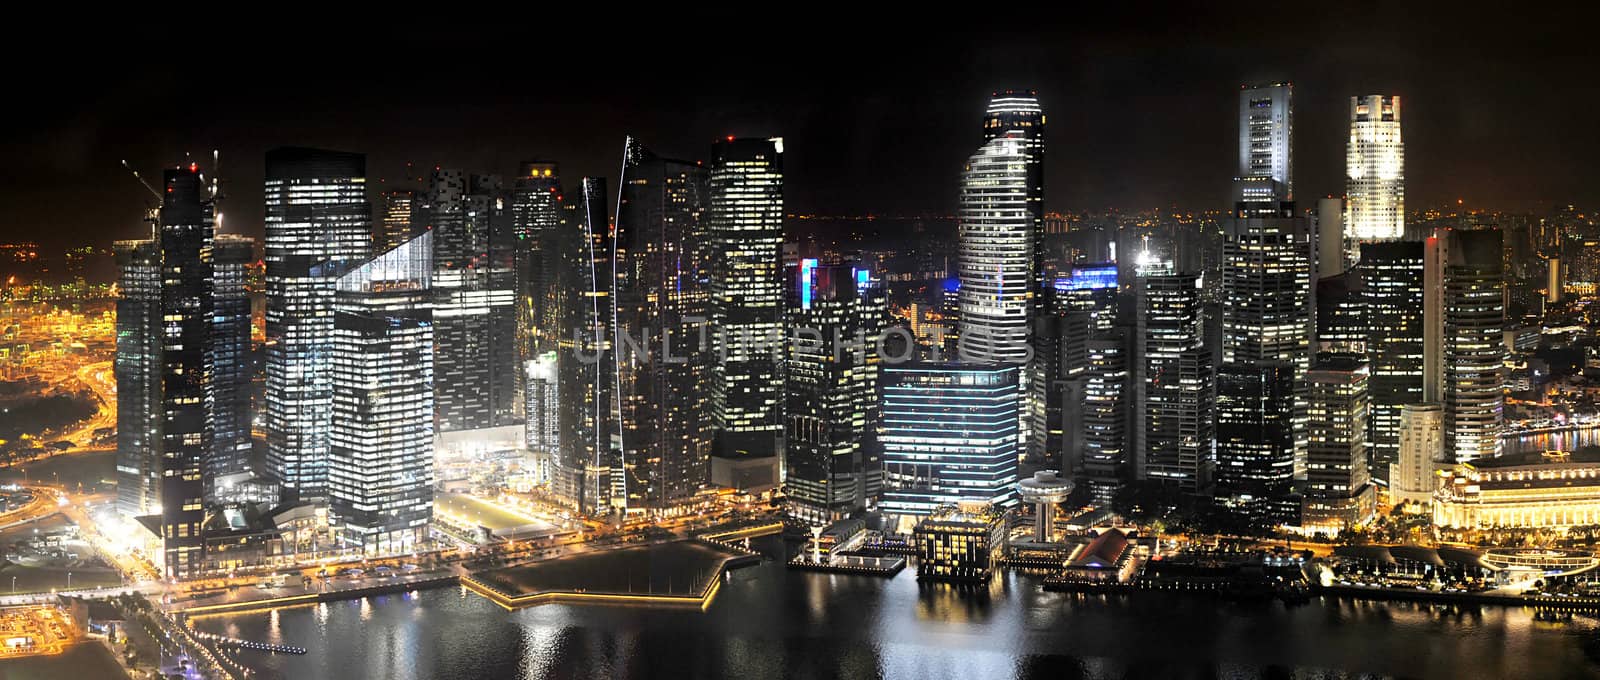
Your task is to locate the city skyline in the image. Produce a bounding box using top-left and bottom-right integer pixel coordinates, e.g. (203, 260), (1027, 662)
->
(6, 14), (1600, 252)
(4, 16), (1600, 679)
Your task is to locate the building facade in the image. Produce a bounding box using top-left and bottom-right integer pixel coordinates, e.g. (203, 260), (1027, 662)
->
(957, 133), (1032, 365)
(1345, 95), (1405, 242)
(1236, 82), (1293, 203)
(1439, 229), (1506, 463)
(263, 147), (371, 501)
(708, 138), (786, 467)
(615, 139), (714, 512)
(114, 240), (160, 518)
(1360, 240), (1426, 481)
(1215, 361), (1297, 525)
(1391, 403), (1444, 505)
(880, 363), (1020, 517)
(913, 501), (1008, 583)
(327, 233), (435, 555)
(1434, 451), (1600, 530)
(1137, 272), (1215, 493)
(785, 260), (886, 525)
(418, 169), (519, 432)
(156, 165), (213, 579)
(1303, 354), (1376, 533)
(205, 234), (255, 497)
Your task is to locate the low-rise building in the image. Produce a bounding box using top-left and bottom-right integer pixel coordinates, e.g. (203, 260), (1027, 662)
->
(1434, 449), (1600, 529)
(913, 501), (1007, 583)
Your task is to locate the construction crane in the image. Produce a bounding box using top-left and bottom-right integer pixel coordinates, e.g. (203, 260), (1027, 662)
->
(121, 159), (161, 200)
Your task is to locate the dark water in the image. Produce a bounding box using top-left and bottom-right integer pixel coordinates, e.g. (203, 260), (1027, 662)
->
(192, 537), (1600, 680)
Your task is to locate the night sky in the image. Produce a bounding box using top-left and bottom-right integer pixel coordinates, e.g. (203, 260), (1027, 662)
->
(4, 8), (1596, 249)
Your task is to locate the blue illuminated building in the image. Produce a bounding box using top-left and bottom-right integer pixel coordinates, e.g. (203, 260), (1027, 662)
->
(880, 362), (1021, 518)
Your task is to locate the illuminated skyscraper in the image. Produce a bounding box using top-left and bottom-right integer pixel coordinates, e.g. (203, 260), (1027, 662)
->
(1359, 240), (1426, 481)
(1044, 264), (1120, 474)
(1235, 83), (1293, 203)
(510, 161), (563, 425)
(205, 234), (255, 496)
(982, 91), (1046, 337)
(1221, 201), (1314, 479)
(418, 170), (518, 432)
(1345, 95), (1404, 241)
(708, 138), (785, 466)
(615, 138), (714, 511)
(1215, 362), (1296, 526)
(117, 165), (252, 576)
(972, 97), (1045, 460)
(1221, 205), (1312, 370)
(881, 363), (1020, 517)
(1303, 353), (1376, 533)
(555, 179), (620, 514)
(264, 147), (371, 501)
(375, 189), (417, 253)
(957, 134), (1031, 364)
(328, 233), (435, 555)
(785, 261), (886, 525)
(1079, 328), (1131, 504)
(156, 165), (213, 579)
(1437, 229), (1506, 462)
(115, 239), (161, 518)
(1136, 271), (1214, 493)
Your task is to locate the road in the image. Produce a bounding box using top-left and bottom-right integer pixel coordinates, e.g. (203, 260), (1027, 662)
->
(58, 360), (114, 449)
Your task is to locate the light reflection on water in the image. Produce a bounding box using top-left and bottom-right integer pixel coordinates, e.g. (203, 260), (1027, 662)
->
(1507, 427), (1600, 455)
(190, 537), (1600, 680)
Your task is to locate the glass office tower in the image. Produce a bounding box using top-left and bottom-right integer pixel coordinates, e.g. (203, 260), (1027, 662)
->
(264, 147), (371, 501)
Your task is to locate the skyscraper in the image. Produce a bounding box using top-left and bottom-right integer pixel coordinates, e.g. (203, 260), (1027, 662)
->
(1221, 205), (1313, 370)
(615, 138), (714, 511)
(1137, 271), (1215, 493)
(1438, 229), (1506, 462)
(1345, 95), (1404, 242)
(1215, 362), (1296, 526)
(328, 233), (435, 555)
(1045, 264), (1120, 476)
(880, 363), (1020, 518)
(785, 260), (886, 525)
(375, 189), (417, 253)
(204, 234), (255, 497)
(1303, 353), (1376, 533)
(1235, 83), (1293, 203)
(957, 134), (1032, 364)
(1220, 201), (1314, 480)
(156, 165), (213, 579)
(510, 161), (563, 428)
(264, 147), (371, 501)
(1359, 240), (1426, 482)
(981, 92), (1049, 465)
(418, 170), (518, 432)
(1079, 328), (1131, 504)
(114, 239), (160, 518)
(554, 179), (619, 514)
(708, 138), (785, 465)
